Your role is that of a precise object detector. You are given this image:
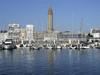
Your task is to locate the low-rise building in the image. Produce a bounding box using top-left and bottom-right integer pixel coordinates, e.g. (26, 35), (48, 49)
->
(20, 29), (27, 40)
(57, 31), (87, 43)
(90, 28), (100, 38)
(36, 30), (60, 42)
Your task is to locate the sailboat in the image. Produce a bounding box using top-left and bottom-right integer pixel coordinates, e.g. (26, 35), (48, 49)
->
(79, 15), (90, 49)
(56, 22), (62, 49)
(46, 30), (53, 49)
(46, 44), (53, 49)
(0, 27), (2, 46)
(39, 19), (45, 49)
(69, 14), (77, 49)
(32, 18), (40, 50)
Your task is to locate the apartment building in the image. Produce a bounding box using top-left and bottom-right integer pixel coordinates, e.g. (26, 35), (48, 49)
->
(8, 23), (20, 41)
(26, 24), (34, 41)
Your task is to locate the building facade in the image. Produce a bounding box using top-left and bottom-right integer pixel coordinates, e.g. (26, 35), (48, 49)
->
(0, 31), (8, 44)
(20, 29), (27, 40)
(90, 28), (100, 38)
(8, 24), (20, 41)
(36, 31), (44, 41)
(26, 25), (34, 41)
(58, 31), (87, 42)
(44, 31), (59, 42)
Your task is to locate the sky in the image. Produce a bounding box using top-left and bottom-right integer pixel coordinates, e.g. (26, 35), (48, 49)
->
(0, 0), (100, 33)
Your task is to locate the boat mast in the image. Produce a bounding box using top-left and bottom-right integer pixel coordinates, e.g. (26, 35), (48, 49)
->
(80, 14), (83, 41)
(42, 19), (44, 43)
(57, 22), (59, 44)
(58, 22), (59, 31)
(35, 18), (37, 43)
(72, 14), (73, 43)
(3, 21), (4, 42)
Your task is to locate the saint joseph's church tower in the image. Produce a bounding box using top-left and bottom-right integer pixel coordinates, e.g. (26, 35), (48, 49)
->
(47, 5), (54, 31)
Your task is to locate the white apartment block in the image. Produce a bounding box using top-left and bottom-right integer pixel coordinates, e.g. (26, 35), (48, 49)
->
(8, 23), (20, 41)
(90, 28), (100, 38)
(0, 32), (8, 44)
(26, 24), (34, 41)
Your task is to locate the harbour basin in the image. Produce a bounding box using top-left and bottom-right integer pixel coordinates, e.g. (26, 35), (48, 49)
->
(0, 48), (100, 75)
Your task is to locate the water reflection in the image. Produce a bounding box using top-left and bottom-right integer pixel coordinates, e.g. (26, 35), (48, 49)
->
(47, 50), (54, 74)
(0, 49), (100, 74)
(77, 50), (81, 62)
(2, 50), (14, 62)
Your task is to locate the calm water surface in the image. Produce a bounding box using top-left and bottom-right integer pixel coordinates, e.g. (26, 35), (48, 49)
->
(0, 48), (100, 75)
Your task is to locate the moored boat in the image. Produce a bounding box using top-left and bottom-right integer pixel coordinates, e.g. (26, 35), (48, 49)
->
(56, 44), (62, 49)
(69, 44), (77, 49)
(32, 44), (40, 50)
(3, 39), (14, 50)
(80, 43), (90, 49)
(46, 44), (53, 49)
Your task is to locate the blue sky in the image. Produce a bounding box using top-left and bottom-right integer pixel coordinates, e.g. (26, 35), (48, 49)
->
(0, 0), (100, 33)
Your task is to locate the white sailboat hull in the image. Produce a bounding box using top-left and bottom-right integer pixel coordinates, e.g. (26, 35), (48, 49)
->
(56, 45), (62, 49)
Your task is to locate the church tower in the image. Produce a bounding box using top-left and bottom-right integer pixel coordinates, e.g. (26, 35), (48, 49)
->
(47, 5), (54, 31)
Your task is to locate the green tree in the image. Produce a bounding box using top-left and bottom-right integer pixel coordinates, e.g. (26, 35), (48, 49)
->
(87, 33), (93, 38)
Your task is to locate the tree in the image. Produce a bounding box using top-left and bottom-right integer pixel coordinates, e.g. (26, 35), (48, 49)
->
(87, 33), (93, 38)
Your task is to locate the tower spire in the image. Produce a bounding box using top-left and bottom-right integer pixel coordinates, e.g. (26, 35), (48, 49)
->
(47, 5), (53, 31)
(49, 5), (51, 8)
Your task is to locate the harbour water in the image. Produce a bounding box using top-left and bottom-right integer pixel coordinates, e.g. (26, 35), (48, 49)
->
(0, 48), (100, 75)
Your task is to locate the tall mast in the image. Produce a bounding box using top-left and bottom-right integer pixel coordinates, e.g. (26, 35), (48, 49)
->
(42, 19), (44, 43)
(35, 18), (36, 43)
(80, 14), (83, 41)
(57, 22), (59, 31)
(3, 21), (4, 41)
(57, 22), (59, 44)
(72, 14), (73, 43)
(80, 14), (83, 33)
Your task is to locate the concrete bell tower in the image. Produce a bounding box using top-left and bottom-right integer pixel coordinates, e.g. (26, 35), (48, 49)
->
(47, 5), (54, 31)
